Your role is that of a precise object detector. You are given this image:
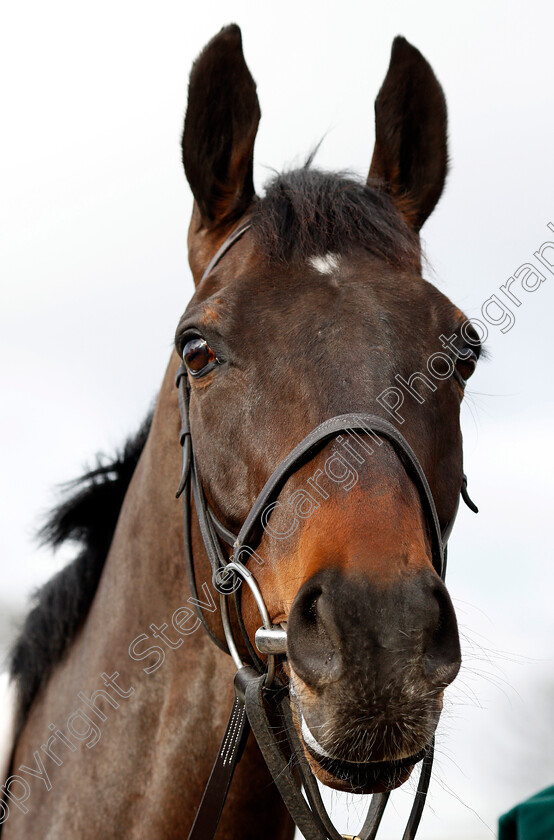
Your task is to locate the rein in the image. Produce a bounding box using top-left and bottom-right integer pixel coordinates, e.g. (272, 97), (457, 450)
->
(176, 220), (478, 840)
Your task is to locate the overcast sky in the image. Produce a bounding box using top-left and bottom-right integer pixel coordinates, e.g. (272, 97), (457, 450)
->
(1, 1), (553, 838)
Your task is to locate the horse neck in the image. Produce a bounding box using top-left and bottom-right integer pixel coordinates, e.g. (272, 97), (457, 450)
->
(110, 352), (191, 613)
(5, 354), (244, 837)
(89, 351), (223, 683)
(112, 352), (222, 640)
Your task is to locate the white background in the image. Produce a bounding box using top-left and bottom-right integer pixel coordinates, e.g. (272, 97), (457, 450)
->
(1, 2), (553, 838)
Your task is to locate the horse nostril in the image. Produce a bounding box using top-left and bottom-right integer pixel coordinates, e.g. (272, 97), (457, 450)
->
(287, 582), (342, 688)
(301, 585), (322, 625)
(424, 582), (461, 688)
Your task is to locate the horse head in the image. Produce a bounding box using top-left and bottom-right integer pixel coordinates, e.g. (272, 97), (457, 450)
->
(178, 24), (480, 797)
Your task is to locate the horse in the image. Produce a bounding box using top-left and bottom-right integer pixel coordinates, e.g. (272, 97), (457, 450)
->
(1, 23), (481, 840)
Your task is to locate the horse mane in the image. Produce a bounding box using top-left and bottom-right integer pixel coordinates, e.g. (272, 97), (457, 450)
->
(9, 413), (152, 734)
(252, 166), (419, 267)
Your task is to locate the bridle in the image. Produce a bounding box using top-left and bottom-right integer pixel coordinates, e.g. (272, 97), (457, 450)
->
(176, 219), (478, 840)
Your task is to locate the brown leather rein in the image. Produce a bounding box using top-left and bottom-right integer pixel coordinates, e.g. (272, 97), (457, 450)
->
(175, 219), (478, 840)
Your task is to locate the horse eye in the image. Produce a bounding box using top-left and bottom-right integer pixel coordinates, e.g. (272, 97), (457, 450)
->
(455, 348), (478, 383)
(182, 338), (217, 376)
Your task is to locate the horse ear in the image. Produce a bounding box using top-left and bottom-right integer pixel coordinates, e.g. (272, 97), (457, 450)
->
(182, 24), (260, 228)
(368, 36), (448, 232)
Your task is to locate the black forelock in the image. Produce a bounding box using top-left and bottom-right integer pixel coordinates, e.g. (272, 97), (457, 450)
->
(251, 166), (419, 266)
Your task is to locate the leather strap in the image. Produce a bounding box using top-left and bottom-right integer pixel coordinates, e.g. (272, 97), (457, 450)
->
(402, 741), (434, 840)
(199, 220), (252, 285)
(359, 793), (390, 840)
(230, 411), (448, 676)
(461, 473), (478, 513)
(232, 412), (444, 577)
(245, 672), (335, 840)
(186, 670), (253, 840)
(175, 364), (231, 655)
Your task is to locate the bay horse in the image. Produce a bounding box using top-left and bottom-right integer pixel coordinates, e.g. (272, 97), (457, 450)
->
(1, 24), (480, 840)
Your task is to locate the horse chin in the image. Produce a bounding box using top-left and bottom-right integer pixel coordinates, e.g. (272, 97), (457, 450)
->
(290, 703), (428, 795)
